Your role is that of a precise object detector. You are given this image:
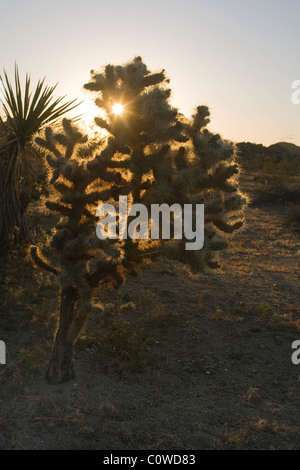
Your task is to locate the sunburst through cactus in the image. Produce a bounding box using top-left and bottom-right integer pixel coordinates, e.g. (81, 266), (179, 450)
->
(31, 57), (246, 384)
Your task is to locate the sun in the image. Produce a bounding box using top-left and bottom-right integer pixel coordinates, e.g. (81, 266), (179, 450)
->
(112, 103), (124, 115)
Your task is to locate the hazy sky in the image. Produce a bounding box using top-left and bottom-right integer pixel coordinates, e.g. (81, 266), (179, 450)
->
(1, 0), (299, 146)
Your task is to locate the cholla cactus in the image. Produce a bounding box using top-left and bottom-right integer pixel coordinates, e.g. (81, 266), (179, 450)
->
(154, 105), (246, 272)
(84, 58), (246, 272)
(32, 120), (134, 383)
(83, 56), (190, 267)
(32, 57), (246, 383)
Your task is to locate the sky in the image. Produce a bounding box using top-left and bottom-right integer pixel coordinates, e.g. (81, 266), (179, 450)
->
(0, 0), (299, 146)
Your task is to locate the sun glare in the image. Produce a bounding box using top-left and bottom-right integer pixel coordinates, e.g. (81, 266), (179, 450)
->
(77, 94), (108, 138)
(112, 103), (124, 115)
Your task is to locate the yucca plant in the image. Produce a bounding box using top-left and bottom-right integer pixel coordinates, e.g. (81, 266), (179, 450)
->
(0, 64), (78, 245)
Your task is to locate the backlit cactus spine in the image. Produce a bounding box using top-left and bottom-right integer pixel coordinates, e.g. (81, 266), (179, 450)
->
(85, 59), (246, 273)
(32, 57), (246, 383)
(32, 119), (133, 383)
(159, 105), (246, 272)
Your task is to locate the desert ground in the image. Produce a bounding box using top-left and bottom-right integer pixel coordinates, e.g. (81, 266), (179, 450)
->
(0, 171), (299, 450)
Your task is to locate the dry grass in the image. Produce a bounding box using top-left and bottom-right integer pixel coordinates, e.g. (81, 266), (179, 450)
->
(0, 171), (299, 449)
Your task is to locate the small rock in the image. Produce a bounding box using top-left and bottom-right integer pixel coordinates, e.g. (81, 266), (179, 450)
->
(122, 292), (133, 302)
(120, 301), (136, 312)
(243, 387), (261, 404)
(82, 426), (95, 435)
(250, 328), (262, 333)
(160, 269), (175, 275)
(103, 303), (115, 311)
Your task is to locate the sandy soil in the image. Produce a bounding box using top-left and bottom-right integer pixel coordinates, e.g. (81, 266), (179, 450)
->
(0, 173), (299, 450)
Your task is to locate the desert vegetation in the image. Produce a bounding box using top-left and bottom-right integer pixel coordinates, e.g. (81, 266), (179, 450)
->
(0, 65), (77, 245)
(29, 57), (246, 384)
(0, 57), (299, 450)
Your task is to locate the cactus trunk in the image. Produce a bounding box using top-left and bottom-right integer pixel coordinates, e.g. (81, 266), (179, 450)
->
(46, 287), (77, 384)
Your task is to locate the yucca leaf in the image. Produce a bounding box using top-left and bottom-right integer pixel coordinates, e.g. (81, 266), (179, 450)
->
(0, 64), (80, 146)
(15, 66), (23, 121)
(23, 73), (31, 120)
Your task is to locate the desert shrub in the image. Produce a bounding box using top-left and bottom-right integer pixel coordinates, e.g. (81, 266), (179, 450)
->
(251, 175), (300, 205)
(0, 65), (77, 245)
(285, 205), (300, 233)
(31, 57), (246, 383)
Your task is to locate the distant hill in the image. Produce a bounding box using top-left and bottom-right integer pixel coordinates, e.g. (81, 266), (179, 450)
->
(236, 141), (300, 162)
(268, 142), (300, 157)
